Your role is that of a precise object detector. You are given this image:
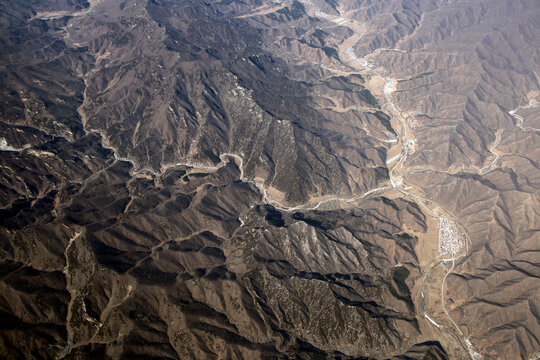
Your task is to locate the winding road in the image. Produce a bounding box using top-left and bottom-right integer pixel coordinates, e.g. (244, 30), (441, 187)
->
(59, 231), (83, 359)
(509, 98), (539, 132)
(67, 1), (485, 358)
(300, 3), (481, 359)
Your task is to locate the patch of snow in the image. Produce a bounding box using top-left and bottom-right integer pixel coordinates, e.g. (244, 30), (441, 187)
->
(0, 138), (30, 152)
(424, 313), (440, 328)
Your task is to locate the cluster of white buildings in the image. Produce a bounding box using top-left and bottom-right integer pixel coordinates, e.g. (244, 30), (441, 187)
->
(438, 217), (464, 256)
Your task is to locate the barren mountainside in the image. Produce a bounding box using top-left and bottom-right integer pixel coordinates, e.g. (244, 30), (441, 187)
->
(0, 0), (539, 359)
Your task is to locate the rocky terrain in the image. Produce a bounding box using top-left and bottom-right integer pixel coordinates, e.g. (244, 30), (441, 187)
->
(0, 0), (538, 359)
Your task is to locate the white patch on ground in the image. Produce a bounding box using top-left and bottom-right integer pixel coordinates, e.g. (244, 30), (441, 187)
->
(0, 138), (30, 152)
(424, 313), (440, 328)
(386, 154), (400, 164)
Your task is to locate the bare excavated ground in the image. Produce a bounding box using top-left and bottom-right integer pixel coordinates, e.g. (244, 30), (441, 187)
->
(0, 0), (539, 359)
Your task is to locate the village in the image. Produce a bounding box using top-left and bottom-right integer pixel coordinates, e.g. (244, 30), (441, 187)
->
(438, 216), (465, 256)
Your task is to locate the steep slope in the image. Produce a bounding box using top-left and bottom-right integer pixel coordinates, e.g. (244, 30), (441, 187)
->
(0, 0), (538, 359)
